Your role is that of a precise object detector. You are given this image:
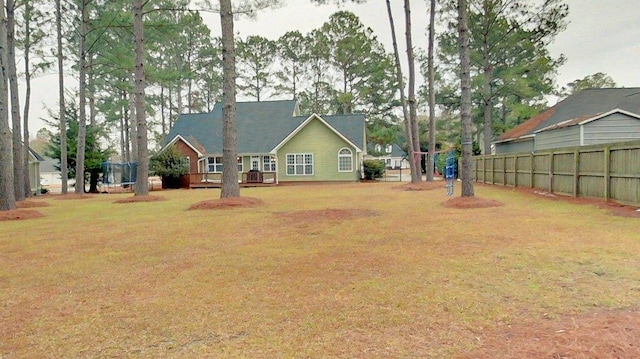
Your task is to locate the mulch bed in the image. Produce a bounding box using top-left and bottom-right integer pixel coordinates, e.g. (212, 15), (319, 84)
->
(188, 197), (263, 210)
(16, 200), (50, 208)
(442, 196), (505, 209)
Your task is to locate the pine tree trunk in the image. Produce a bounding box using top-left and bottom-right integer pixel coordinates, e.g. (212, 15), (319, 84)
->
(426, 0), (436, 182)
(219, 0), (240, 198)
(386, 0), (417, 183)
(75, 0), (88, 194)
(458, 0), (475, 197)
(7, 0), (24, 201)
(0, 0), (16, 210)
(404, 0), (421, 182)
(56, 0), (68, 194)
(22, 0), (32, 197)
(133, 0), (149, 196)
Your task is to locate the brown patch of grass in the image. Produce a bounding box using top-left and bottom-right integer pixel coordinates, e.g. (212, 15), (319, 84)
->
(16, 200), (50, 208)
(486, 184), (640, 218)
(188, 196), (263, 210)
(392, 180), (445, 191)
(54, 193), (95, 200)
(275, 208), (378, 223)
(2, 183), (640, 357)
(113, 194), (167, 204)
(0, 209), (45, 221)
(442, 196), (505, 209)
(460, 309), (640, 358)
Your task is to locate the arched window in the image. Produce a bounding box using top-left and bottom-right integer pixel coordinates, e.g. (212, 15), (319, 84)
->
(338, 148), (353, 172)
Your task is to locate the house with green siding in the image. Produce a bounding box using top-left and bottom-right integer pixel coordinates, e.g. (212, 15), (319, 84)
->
(161, 100), (366, 186)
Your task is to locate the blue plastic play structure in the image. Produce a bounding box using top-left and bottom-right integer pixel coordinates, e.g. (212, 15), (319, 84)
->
(445, 151), (456, 196)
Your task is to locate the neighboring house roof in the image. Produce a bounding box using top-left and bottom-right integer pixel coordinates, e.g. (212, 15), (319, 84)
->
(164, 100), (366, 154)
(496, 88), (640, 143)
(29, 148), (45, 162)
(367, 143), (406, 157)
(39, 156), (60, 173)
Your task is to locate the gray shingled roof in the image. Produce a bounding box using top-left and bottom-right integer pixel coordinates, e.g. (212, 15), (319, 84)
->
(165, 100), (366, 154)
(500, 88), (640, 141)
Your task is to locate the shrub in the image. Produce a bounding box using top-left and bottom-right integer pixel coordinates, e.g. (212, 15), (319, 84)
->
(363, 159), (385, 180)
(150, 145), (189, 188)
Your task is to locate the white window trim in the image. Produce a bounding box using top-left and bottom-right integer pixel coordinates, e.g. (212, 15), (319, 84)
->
(263, 155), (276, 172)
(207, 156), (223, 173)
(286, 153), (314, 176)
(338, 147), (353, 172)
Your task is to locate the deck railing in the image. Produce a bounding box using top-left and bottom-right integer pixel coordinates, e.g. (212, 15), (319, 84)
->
(188, 172), (277, 186)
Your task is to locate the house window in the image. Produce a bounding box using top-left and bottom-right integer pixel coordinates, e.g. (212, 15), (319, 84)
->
(385, 144), (393, 153)
(338, 148), (353, 172)
(286, 153), (313, 175)
(251, 156), (260, 171)
(207, 156), (223, 173)
(263, 156), (276, 172)
(237, 157), (243, 172)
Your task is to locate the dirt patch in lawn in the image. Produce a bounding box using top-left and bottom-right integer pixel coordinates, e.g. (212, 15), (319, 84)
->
(442, 196), (505, 209)
(393, 181), (446, 191)
(188, 197), (263, 210)
(54, 193), (95, 200)
(113, 195), (167, 204)
(0, 209), (45, 221)
(460, 309), (640, 359)
(16, 200), (50, 208)
(275, 208), (379, 224)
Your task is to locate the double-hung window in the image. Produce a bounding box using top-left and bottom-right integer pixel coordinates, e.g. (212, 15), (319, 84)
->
(286, 153), (313, 175)
(263, 156), (276, 172)
(207, 156), (223, 173)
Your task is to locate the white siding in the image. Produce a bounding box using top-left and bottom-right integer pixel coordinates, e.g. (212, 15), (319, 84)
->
(583, 113), (640, 145)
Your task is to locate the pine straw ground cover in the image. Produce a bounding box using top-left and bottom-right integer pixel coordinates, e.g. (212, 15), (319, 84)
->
(1, 182), (639, 358)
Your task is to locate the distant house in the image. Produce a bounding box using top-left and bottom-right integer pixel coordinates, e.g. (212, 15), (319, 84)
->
(161, 100), (367, 186)
(365, 143), (409, 169)
(494, 88), (640, 154)
(28, 149), (44, 194)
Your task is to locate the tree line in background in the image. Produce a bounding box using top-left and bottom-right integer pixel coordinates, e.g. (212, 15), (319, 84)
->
(0, 0), (619, 210)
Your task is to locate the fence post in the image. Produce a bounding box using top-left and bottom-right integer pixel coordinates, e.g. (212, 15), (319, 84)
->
(514, 155), (518, 187)
(604, 146), (611, 201)
(503, 156), (507, 186)
(530, 153), (535, 188)
(573, 149), (580, 197)
(549, 152), (554, 192)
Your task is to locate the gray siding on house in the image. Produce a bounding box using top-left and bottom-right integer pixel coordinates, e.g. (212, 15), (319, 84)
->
(582, 113), (640, 145)
(535, 127), (580, 151)
(495, 138), (534, 154)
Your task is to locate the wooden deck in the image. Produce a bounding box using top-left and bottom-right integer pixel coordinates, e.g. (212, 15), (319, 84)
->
(187, 172), (277, 188)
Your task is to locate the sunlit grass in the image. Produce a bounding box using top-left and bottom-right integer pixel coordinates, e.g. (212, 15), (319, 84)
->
(1, 183), (639, 357)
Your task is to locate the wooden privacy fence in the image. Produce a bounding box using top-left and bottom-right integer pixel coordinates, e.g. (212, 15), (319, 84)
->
(472, 140), (640, 206)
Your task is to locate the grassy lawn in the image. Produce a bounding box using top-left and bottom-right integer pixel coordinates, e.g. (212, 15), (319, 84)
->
(2, 182), (639, 358)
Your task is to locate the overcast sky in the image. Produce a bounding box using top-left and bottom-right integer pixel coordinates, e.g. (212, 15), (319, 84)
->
(27, 0), (640, 133)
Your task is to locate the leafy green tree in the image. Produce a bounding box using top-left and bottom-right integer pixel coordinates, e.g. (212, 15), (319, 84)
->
(275, 30), (307, 99)
(45, 105), (113, 193)
(236, 35), (277, 101)
(561, 72), (617, 96)
(437, 0), (568, 154)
